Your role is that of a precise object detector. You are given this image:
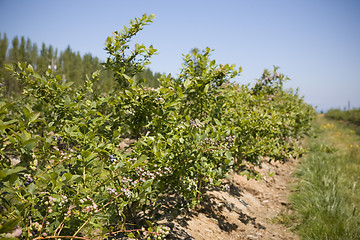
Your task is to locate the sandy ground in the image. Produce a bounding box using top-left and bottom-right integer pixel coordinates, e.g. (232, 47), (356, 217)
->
(158, 158), (300, 240)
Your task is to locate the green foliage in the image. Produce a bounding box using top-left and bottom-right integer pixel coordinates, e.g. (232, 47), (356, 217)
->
(103, 14), (157, 90)
(0, 14), (315, 239)
(325, 108), (360, 126)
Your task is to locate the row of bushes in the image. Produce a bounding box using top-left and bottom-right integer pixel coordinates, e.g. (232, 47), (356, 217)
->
(0, 14), (315, 239)
(325, 108), (360, 126)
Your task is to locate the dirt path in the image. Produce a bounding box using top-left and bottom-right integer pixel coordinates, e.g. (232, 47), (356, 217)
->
(161, 158), (299, 240)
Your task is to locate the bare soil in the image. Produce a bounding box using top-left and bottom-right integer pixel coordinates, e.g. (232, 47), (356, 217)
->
(159, 158), (299, 240)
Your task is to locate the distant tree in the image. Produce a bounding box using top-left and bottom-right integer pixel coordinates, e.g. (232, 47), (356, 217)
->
(37, 43), (48, 74)
(0, 33), (9, 96)
(0, 33), (164, 96)
(72, 52), (83, 84)
(30, 42), (38, 67)
(59, 45), (74, 82)
(6, 36), (22, 94)
(133, 68), (161, 88)
(19, 36), (26, 62)
(25, 38), (32, 63)
(83, 53), (92, 77)
(0, 33), (8, 67)
(9, 36), (19, 63)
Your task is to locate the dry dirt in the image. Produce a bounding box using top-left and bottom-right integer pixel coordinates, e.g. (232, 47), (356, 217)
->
(158, 158), (300, 240)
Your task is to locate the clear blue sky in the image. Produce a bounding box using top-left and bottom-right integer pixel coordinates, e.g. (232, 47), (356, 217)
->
(1, 0), (359, 111)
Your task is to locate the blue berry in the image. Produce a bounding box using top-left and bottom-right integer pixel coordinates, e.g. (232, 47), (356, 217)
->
(109, 155), (116, 163)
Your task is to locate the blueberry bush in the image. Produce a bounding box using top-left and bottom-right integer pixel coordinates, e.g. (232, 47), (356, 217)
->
(0, 14), (315, 239)
(325, 108), (360, 126)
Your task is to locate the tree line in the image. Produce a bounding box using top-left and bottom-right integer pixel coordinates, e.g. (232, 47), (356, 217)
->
(0, 33), (161, 97)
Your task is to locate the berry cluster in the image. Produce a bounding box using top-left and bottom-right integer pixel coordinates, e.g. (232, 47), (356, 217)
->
(28, 222), (42, 238)
(125, 109), (135, 116)
(120, 187), (132, 197)
(200, 135), (235, 153)
(155, 97), (165, 103)
(106, 187), (118, 195)
(190, 120), (205, 128)
(45, 195), (69, 213)
(113, 167), (173, 199)
(53, 136), (62, 144)
(265, 94), (275, 101)
(110, 154), (116, 164)
(23, 174), (34, 186)
(142, 225), (171, 239)
(224, 135), (235, 150)
(143, 87), (156, 92)
(80, 196), (98, 213)
(136, 166), (172, 180)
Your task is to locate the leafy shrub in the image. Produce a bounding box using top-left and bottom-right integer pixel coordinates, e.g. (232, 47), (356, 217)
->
(0, 14), (315, 239)
(326, 108), (360, 126)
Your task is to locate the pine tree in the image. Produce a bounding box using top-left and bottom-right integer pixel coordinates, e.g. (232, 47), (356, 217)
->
(19, 36), (26, 62)
(0, 33), (8, 67)
(37, 43), (48, 74)
(9, 36), (19, 63)
(0, 33), (9, 96)
(30, 42), (38, 68)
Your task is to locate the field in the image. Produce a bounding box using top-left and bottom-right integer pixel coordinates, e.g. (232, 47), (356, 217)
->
(289, 115), (360, 239)
(0, 14), (359, 240)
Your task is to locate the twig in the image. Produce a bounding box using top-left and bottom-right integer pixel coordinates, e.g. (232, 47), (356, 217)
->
(33, 236), (91, 240)
(39, 212), (48, 236)
(40, 152), (68, 176)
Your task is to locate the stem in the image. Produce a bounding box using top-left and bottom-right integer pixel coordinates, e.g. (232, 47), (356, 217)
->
(72, 217), (92, 238)
(39, 212), (48, 236)
(34, 236), (91, 240)
(40, 152), (67, 176)
(54, 221), (64, 237)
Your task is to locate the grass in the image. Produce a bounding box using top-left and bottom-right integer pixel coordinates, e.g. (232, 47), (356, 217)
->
(289, 115), (360, 239)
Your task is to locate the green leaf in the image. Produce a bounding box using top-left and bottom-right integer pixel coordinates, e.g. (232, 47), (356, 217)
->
(28, 112), (40, 125)
(24, 139), (37, 151)
(0, 120), (16, 130)
(225, 151), (232, 160)
(0, 170), (7, 180)
(148, 14), (156, 21)
(4, 166), (26, 176)
(70, 175), (81, 182)
(184, 78), (191, 89)
(0, 218), (20, 234)
(204, 83), (210, 93)
(4, 63), (14, 72)
(26, 64), (34, 73)
(214, 118), (221, 126)
(132, 155), (148, 168)
(64, 95), (71, 106)
(64, 172), (73, 181)
(81, 150), (91, 159)
(28, 182), (37, 195)
(0, 101), (16, 114)
(63, 81), (74, 88)
(142, 179), (153, 192)
(85, 153), (96, 161)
